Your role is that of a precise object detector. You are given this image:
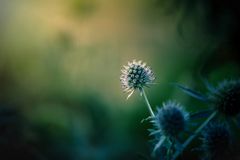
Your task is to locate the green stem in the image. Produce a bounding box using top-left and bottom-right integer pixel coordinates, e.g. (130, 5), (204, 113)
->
(141, 88), (155, 117)
(172, 111), (217, 160)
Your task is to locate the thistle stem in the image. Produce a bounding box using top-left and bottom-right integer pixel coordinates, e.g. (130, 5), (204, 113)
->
(141, 88), (155, 117)
(172, 111), (217, 160)
(167, 140), (175, 160)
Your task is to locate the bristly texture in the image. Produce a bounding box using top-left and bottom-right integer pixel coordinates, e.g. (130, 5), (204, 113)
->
(201, 122), (232, 160)
(150, 101), (189, 157)
(120, 60), (155, 98)
(176, 79), (240, 118)
(153, 101), (189, 139)
(208, 79), (240, 117)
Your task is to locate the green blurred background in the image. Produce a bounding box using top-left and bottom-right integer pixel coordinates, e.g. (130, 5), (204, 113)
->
(0, 0), (239, 159)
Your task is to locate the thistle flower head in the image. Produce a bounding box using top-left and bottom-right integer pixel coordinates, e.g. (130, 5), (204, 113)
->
(153, 101), (189, 138)
(120, 60), (155, 98)
(201, 122), (232, 160)
(208, 79), (240, 117)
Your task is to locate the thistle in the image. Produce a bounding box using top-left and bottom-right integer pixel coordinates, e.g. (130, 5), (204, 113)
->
(153, 101), (189, 138)
(120, 60), (156, 117)
(201, 122), (232, 160)
(120, 60), (155, 99)
(208, 79), (240, 117)
(150, 101), (189, 158)
(176, 79), (240, 119)
(172, 78), (240, 159)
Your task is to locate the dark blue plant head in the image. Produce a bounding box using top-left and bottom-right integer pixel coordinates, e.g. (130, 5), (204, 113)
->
(176, 79), (240, 118)
(153, 100), (189, 139)
(208, 79), (240, 117)
(201, 122), (232, 160)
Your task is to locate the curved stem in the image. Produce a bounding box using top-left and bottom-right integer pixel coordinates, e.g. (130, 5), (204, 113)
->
(172, 111), (217, 160)
(141, 88), (155, 117)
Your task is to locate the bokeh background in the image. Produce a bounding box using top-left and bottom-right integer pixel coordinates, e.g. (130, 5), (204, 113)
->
(0, 0), (240, 159)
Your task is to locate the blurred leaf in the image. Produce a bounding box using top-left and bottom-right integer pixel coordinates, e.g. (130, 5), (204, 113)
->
(174, 83), (208, 102)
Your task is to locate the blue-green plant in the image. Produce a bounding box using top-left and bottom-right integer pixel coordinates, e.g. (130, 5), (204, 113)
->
(120, 60), (156, 116)
(120, 60), (240, 160)
(176, 79), (240, 118)
(171, 79), (240, 159)
(150, 101), (189, 159)
(200, 122), (232, 160)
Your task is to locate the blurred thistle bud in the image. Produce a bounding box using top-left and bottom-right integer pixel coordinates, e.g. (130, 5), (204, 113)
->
(176, 79), (240, 118)
(201, 122), (232, 160)
(120, 60), (155, 99)
(208, 79), (240, 117)
(153, 101), (189, 138)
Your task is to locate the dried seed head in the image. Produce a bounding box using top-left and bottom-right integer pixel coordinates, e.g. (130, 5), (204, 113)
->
(208, 79), (240, 117)
(120, 60), (155, 98)
(154, 101), (189, 138)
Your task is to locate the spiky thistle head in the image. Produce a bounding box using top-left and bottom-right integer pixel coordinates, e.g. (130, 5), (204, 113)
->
(153, 101), (189, 139)
(201, 122), (232, 160)
(208, 79), (240, 117)
(120, 60), (155, 98)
